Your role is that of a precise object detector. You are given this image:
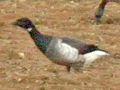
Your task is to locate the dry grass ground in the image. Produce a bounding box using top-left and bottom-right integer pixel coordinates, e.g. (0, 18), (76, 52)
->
(0, 0), (120, 90)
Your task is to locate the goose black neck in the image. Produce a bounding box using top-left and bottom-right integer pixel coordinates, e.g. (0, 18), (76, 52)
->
(29, 29), (52, 53)
(29, 28), (42, 37)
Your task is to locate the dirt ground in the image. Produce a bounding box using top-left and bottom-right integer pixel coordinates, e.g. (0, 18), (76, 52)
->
(0, 0), (120, 90)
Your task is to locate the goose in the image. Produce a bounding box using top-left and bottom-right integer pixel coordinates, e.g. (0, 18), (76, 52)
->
(12, 17), (109, 73)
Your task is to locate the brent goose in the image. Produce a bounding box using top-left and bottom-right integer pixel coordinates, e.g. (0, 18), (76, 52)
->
(12, 17), (109, 73)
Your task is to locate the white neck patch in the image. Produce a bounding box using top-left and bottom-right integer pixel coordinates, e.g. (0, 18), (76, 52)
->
(27, 28), (33, 32)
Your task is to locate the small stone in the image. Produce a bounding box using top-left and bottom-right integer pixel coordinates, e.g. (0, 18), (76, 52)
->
(35, 80), (39, 83)
(26, 86), (30, 89)
(17, 78), (22, 82)
(18, 52), (25, 59)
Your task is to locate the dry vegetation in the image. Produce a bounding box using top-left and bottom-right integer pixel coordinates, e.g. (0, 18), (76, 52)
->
(0, 0), (120, 90)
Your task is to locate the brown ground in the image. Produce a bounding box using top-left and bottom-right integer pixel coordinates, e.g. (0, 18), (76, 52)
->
(0, 0), (120, 90)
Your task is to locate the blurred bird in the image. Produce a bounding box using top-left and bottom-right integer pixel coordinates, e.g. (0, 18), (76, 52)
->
(12, 17), (109, 73)
(95, 0), (120, 24)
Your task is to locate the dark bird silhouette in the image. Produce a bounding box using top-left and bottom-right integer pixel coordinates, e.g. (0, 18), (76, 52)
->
(95, 0), (120, 24)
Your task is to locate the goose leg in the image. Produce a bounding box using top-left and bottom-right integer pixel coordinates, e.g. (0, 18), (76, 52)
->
(95, 0), (108, 24)
(66, 66), (71, 73)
